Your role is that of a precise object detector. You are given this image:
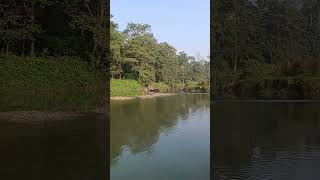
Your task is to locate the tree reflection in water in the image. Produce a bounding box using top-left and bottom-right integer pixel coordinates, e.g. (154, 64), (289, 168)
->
(110, 94), (209, 165)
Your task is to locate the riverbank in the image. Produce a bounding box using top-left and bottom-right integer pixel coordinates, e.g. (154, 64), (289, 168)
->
(111, 93), (176, 101)
(110, 79), (209, 97)
(0, 111), (84, 123)
(0, 108), (107, 123)
(213, 76), (320, 100)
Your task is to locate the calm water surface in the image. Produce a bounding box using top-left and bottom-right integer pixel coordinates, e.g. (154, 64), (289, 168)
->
(0, 112), (106, 180)
(110, 94), (210, 180)
(213, 101), (320, 180)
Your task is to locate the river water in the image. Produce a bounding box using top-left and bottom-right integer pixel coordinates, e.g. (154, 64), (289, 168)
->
(110, 94), (210, 180)
(0, 112), (106, 180)
(213, 101), (320, 180)
(3, 96), (317, 180)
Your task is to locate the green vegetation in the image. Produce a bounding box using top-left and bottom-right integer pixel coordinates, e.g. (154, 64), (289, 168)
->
(0, 0), (108, 65)
(110, 17), (210, 95)
(110, 79), (142, 97)
(212, 0), (320, 99)
(0, 56), (105, 111)
(185, 81), (210, 93)
(0, 0), (108, 110)
(152, 82), (169, 93)
(110, 79), (209, 97)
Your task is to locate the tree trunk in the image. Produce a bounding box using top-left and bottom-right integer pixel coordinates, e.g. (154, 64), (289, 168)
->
(233, 33), (238, 73)
(92, 38), (97, 56)
(30, 1), (35, 56)
(99, 0), (106, 17)
(233, 0), (238, 73)
(270, 46), (273, 64)
(234, 35), (238, 73)
(6, 43), (9, 56)
(97, 0), (106, 68)
(31, 40), (34, 56)
(22, 39), (25, 56)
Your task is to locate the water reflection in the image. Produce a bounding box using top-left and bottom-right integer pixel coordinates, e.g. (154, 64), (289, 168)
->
(110, 94), (209, 163)
(0, 112), (106, 180)
(213, 102), (320, 180)
(110, 94), (210, 180)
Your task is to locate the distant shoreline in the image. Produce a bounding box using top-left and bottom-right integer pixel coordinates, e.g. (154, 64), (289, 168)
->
(110, 93), (177, 101)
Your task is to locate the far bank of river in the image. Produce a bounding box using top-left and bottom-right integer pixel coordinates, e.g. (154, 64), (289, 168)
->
(110, 93), (177, 101)
(110, 92), (210, 101)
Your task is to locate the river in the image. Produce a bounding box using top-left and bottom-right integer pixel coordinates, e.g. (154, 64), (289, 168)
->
(0, 111), (106, 180)
(213, 101), (320, 180)
(110, 94), (210, 180)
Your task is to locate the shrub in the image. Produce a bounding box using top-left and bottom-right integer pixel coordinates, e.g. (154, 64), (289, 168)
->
(110, 79), (143, 96)
(153, 82), (169, 92)
(0, 55), (105, 111)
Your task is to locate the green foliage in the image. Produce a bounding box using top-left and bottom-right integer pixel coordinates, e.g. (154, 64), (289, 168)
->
(185, 81), (200, 89)
(125, 32), (158, 84)
(64, 0), (108, 68)
(185, 81), (210, 92)
(0, 1), (109, 110)
(0, 0), (45, 55)
(152, 82), (169, 93)
(110, 18), (210, 91)
(110, 79), (143, 97)
(110, 20), (126, 78)
(174, 82), (185, 90)
(123, 23), (152, 39)
(0, 0), (108, 67)
(211, 0), (320, 98)
(243, 60), (280, 79)
(0, 56), (105, 111)
(233, 77), (320, 99)
(212, 0), (320, 75)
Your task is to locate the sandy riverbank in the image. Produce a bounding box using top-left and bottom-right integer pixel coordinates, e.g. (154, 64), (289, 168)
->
(110, 93), (176, 101)
(0, 108), (106, 123)
(0, 111), (84, 123)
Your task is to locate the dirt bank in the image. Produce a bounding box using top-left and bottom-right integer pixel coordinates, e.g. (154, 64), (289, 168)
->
(0, 108), (106, 123)
(111, 93), (176, 101)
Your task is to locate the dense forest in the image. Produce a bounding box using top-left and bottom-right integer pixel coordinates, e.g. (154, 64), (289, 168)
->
(212, 0), (320, 99)
(0, 0), (108, 110)
(0, 0), (108, 66)
(110, 17), (210, 96)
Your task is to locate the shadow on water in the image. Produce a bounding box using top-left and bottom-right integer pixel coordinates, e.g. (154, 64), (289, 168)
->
(0, 112), (107, 180)
(213, 101), (320, 180)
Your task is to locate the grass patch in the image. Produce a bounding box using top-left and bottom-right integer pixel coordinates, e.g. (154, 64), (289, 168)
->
(110, 79), (143, 97)
(152, 82), (169, 93)
(0, 56), (105, 111)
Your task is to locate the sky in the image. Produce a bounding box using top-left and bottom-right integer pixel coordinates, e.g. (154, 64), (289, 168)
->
(111, 0), (210, 60)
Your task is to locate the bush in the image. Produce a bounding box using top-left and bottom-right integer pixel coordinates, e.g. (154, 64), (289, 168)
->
(0, 55), (105, 111)
(110, 79), (143, 96)
(153, 82), (169, 92)
(244, 61), (279, 79)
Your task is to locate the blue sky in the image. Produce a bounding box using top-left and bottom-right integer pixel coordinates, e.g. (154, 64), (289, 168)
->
(111, 0), (210, 60)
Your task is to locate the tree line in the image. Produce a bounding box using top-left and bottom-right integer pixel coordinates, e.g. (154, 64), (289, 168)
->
(0, 0), (108, 69)
(212, 0), (320, 79)
(211, 0), (320, 98)
(1, 0), (208, 88)
(110, 17), (210, 87)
